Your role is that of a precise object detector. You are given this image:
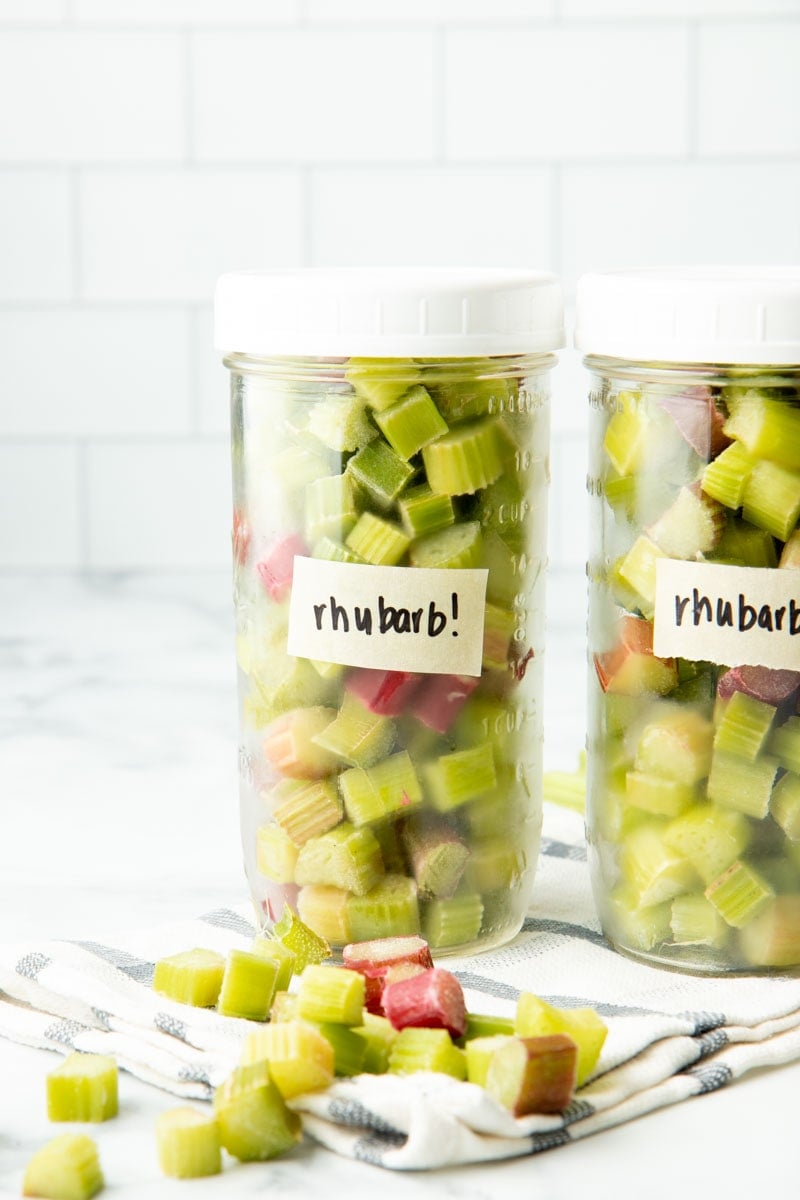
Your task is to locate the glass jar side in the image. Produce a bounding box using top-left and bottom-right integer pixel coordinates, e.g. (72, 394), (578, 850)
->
(228, 354), (554, 956)
(586, 356), (800, 973)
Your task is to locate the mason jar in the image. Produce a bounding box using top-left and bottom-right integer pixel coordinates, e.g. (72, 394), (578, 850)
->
(214, 268), (564, 956)
(577, 267), (800, 973)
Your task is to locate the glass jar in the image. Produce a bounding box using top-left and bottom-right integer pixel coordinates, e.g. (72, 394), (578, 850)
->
(577, 267), (800, 974)
(215, 268), (563, 956)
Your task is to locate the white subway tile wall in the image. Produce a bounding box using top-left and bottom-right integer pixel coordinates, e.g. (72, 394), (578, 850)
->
(0, 0), (797, 639)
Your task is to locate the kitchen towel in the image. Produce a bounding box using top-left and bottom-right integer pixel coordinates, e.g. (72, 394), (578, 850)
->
(3, 801), (800, 1171)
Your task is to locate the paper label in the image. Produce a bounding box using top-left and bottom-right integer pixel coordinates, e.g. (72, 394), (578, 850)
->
(287, 557), (489, 676)
(653, 558), (800, 669)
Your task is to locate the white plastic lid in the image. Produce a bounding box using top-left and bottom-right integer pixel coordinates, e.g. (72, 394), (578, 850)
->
(575, 267), (800, 365)
(214, 267), (564, 359)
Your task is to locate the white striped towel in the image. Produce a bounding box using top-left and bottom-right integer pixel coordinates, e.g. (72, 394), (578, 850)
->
(3, 802), (800, 1170)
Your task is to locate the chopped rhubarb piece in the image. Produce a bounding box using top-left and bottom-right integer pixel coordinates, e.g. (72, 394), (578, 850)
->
(485, 1034), (577, 1116)
(382, 966), (466, 1039)
(342, 934), (433, 1015)
(256, 534), (307, 602)
(594, 613), (678, 697)
(345, 668), (424, 717)
(657, 386), (730, 460)
(382, 961), (428, 989)
(232, 508), (250, 567)
(716, 665), (800, 708)
(409, 674), (480, 734)
(263, 707), (340, 779)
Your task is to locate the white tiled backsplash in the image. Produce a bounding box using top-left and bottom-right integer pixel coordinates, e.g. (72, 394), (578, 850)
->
(1, 0), (799, 635)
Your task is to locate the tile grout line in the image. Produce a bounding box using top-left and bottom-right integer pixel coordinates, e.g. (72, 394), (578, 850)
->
(75, 439), (91, 570)
(69, 167), (83, 299)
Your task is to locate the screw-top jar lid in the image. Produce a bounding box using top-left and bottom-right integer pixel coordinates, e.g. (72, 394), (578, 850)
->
(215, 267), (564, 359)
(575, 266), (800, 365)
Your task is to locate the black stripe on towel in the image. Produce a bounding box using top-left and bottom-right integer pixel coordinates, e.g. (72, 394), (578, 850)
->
(540, 838), (588, 863)
(200, 908), (258, 938)
(684, 1062), (733, 1093)
(522, 917), (608, 947)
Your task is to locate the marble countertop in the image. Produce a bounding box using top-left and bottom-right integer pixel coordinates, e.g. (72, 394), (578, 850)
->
(1, 572), (798, 1199)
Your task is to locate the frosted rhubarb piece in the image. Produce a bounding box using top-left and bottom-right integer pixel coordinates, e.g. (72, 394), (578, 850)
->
(297, 884), (351, 945)
(402, 820), (469, 899)
(634, 707), (714, 785)
(620, 823), (698, 907)
(717, 665), (800, 707)
(739, 895), (800, 967)
(770, 772), (800, 840)
(213, 1060), (301, 1161)
(340, 751), (422, 825)
(46, 1054), (118, 1124)
(272, 778), (342, 845)
(713, 691), (776, 761)
(423, 743), (496, 812)
(251, 935), (296, 992)
(705, 860), (774, 928)
(465, 839), (526, 893)
(345, 511), (410, 565)
(304, 473), (358, 544)
(217, 949), (279, 1021)
(305, 390), (377, 452)
(248, 653), (339, 726)
(625, 771), (695, 818)
(23, 1135), (104, 1200)
(663, 805), (750, 884)
(152, 948), (225, 1008)
(387, 1027), (466, 1080)
(606, 886), (671, 953)
(423, 894), (484, 950)
(255, 534), (307, 603)
(398, 483), (455, 538)
(701, 441), (755, 510)
(602, 390), (653, 475)
(706, 751), (779, 819)
(156, 1108), (221, 1179)
(408, 673), (479, 735)
(657, 385), (730, 460)
(481, 602), (517, 671)
(345, 668), (424, 717)
(647, 483), (724, 558)
(240, 1020), (334, 1097)
(382, 966), (466, 1039)
(594, 615), (678, 697)
(742, 458), (800, 541)
(374, 384), (448, 460)
(271, 905), (331, 970)
(256, 824), (299, 884)
(670, 893), (728, 948)
(484, 1034), (577, 1116)
(615, 534), (665, 612)
(297, 964), (365, 1026)
(342, 934), (433, 1014)
(347, 874), (420, 941)
(263, 706), (341, 779)
(311, 691), (395, 769)
(294, 822), (384, 896)
(514, 995), (607, 1088)
(345, 359), (420, 412)
(354, 1012), (398, 1073)
(409, 520), (483, 570)
(421, 418), (505, 495)
(723, 386), (800, 470)
(771, 715), (800, 774)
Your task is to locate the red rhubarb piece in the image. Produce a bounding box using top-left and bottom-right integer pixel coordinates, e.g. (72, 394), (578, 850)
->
(382, 967), (466, 1039)
(345, 668), (424, 717)
(717, 665), (800, 707)
(657, 386), (730, 460)
(342, 935), (433, 1015)
(410, 674), (480, 734)
(256, 534), (307, 603)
